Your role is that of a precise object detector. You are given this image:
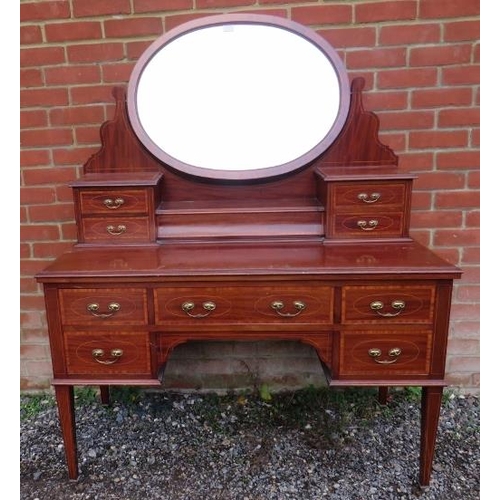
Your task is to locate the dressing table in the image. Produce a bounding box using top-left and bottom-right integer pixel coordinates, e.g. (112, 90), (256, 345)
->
(36, 14), (461, 486)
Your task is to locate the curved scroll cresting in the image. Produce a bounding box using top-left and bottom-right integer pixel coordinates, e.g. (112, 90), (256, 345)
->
(83, 87), (160, 174)
(318, 77), (398, 166)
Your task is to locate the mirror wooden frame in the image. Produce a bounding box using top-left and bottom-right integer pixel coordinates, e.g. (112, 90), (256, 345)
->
(127, 13), (351, 181)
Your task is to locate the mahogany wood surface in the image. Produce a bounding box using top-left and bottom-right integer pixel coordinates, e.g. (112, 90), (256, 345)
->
(35, 19), (461, 485)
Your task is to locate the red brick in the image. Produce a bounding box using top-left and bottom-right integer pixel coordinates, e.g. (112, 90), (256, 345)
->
(410, 44), (471, 67)
(104, 17), (163, 38)
(70, 85), (117, 105)
(462, 247), (480, 263)
(347, 72), (375, 90)
(164, 13), (219, 31)
(467, 171), (479, 190)
(436, 151), (480, 170)
(21, 224), (59, 241)
(21, 258), (55, 277)
(21, 128), (73, 148)
(20, 47), (66, 67)
(20, 186), (57, 206)
(49, 106), (105, 126)
(413, 172), (466, 190)
(410, 229), (431, 246)
(126, 40), (156, 60)
(73, 0), (131, 17)
(398, 152), (434, 171)
(431, 247), (460, 266)
(355, 1), (416, 22)
(20, 311), (45, 329)
(378, 110), (434, 130)
(52, 147), (101, 165)
(20, 150), (51, 167)
(20, 68), (43, 88)
(442, 65), (480, 85)
(67, 43), (125, 63)
(450, 321), (480, 339)
(410, 191), (432, 210)
(45, 21), (102, 42)
(471, 129), (479, 147)
(55, 185), (75, 203)
(409, 130), (469, 149)
(196, 0), (255, 7)
(435, 191), (480, 210)
(21, 344), (49, 359)
(455, 285), (480, 302)
(21, 88), (69, 108)
(23, 166), (78, 186)
(411, 210), (463, 228)
(45, 65), (101, 85)
(20, 1), (70, 22)
(347, 48), (406, 69)
(455, 265), (479, 284)
(134, 0), (192, 12)
(102, 63), (135, 83)
(21, 110), (48, 129)
(61, 222), (79, 241)
(473, 43), (479, 63)
(318, 27), (376, 49)
(447, 339), (479, 355)
(32, 241), (75, 259)
(379, 23), (440, 45)
(412, 88), (472, 108)
(291, 5), (352, 25)
(363, 91), (408, 111)
(446, 356), (479, 373)
(259, 0), (314, 3)
(21, 277), (40, 295)
(444, 20), (480, 42)
(378, 132), (405, 152)
(438, 108), (479, 128)
(420, 0), (480, 19)
(20, 25), (43, 45)
(28, 203), (76, 223)
(378, 68), (437, 89)
(75, 126), (102, 145)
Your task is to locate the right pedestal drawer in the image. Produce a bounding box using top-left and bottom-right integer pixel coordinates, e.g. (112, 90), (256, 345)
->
(341, 285), (436, 324)
(339, 330), (432, 376)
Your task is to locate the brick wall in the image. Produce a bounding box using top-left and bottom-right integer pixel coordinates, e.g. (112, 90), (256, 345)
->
(20, 0), (480, 392)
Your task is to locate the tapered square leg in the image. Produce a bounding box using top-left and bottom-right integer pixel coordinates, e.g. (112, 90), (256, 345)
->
(378, 386), (389, 405)
(99, 385), (111, 405)
(419, 386), (443, 486)
(54, 385), (78, 480)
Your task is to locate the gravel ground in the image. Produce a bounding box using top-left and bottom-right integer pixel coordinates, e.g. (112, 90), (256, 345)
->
(20, 387), (479, 500)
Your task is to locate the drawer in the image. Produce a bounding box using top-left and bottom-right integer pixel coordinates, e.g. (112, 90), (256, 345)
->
(333, 182), (407, 212)
(78, 189), (150, 215)
(80, 217), (153, 243)
(154, 286), (333, 325)
(64, 331), (152, 375)
(342, 285), (435, 324)
(59, 288), (148, 325)
(339, 330), (432, 376)
(333, 213), (404, 238)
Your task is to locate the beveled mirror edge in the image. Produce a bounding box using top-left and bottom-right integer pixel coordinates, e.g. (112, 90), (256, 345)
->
(127, 13), (351, 182)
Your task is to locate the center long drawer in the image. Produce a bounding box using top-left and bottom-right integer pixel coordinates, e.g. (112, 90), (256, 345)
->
(154, 286), (334, 325)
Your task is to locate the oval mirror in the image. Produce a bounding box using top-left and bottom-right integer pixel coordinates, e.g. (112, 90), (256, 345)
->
(127, 14), (350, 181)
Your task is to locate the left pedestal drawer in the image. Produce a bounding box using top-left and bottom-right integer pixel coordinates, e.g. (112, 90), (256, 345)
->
(58, 288), (148, 325)
(64, 331), (152, 376)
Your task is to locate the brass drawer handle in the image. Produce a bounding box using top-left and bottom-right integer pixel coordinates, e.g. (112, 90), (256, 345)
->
(370, 300), (406, 317)
(181, 301), (216, 318)
(368, 347), (402, 364)
(91, 348), (123, 365)
(357, 219), (379, 231)
(103, 198), (124, 209)
(271, 300), (306, 317)
(87, 302), (121, 318)
(106, 224), (127, 235)
(357, 192), (381, 204)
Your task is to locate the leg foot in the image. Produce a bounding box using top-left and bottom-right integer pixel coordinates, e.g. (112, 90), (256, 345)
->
(54, 385), (79, 480)
(99, 385), (111, 405)
(419, 386), (443, 486)
(378, 386), (389, 405)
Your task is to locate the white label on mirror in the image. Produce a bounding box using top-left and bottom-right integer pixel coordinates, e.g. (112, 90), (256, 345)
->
(135, 24), (341, 172)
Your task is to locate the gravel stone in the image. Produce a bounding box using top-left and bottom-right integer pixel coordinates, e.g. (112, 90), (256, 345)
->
(20, 388), (479, 499)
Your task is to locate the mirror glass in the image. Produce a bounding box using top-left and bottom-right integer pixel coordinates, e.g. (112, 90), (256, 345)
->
(128, 14), (350, 180)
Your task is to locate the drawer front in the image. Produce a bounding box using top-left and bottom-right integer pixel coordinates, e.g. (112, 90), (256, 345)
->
(81, 217), (152, 243)
(155, 286), (333, 325)
(342, 285), (435, 324)
(64, 331), (152, 375)
(333, 182), (407, 212)
(59, 288), (148, 325)
(339, 330), (432, 376)
(79, 189), (149, 215)
(333, 214), (404, 238)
